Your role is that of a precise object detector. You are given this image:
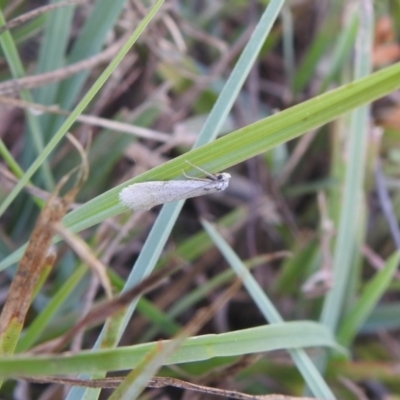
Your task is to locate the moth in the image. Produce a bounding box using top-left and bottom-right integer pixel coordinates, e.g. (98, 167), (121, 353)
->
(119, 164), (230, 211)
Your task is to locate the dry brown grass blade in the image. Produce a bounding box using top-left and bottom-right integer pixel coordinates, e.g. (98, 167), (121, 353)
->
(41, 262), (180, 353)
(0, 0), (90, 35)
(0, 164), (53, 203)
(19, 376), (323, 400)
(0, 95), (170, 142)
(54, 223), (113, 299)
(0, 159), (88, 360)
(0, 33), (128, 96)
(148, 377), (323, 400)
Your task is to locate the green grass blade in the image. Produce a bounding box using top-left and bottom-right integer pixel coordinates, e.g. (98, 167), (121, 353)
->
(52, 0), (128, 114)
(202, 220), (337, 400)
(320, 4), (374, 333)
(293, 1), (344, 93)
(0, 322), (339, 377)
(0, 139), (27, 180)
(362, 303), (400, 332)
(194, 0), (284, 147)
(0, 9), (53, 188)
(16, 265), (88, 352)
(337, 251), (400, 347)
(2, 61), (400, 272)
(33, 0), (76, 136)
(108, 326), (190, 400)
(319, 12), (358, 93)
(61, 62), (400, 230)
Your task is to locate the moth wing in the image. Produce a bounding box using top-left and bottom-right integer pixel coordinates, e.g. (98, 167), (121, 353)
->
(120, 180), (210, 210)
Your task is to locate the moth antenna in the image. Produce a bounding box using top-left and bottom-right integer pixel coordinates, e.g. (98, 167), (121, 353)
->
(185, 160), (216, 180)
(182, 169), (209, 182)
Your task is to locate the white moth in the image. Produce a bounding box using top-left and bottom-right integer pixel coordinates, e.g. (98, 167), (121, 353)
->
(119, 165), (231, 211)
